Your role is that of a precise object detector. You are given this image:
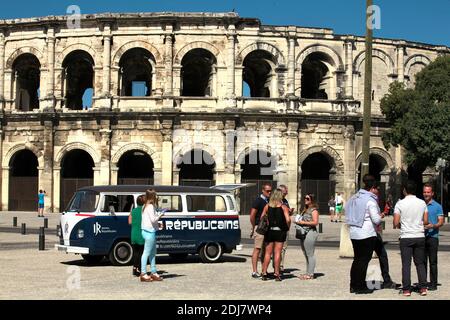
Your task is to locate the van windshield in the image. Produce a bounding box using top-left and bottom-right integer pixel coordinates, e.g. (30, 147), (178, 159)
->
(65, 190), (99, 212)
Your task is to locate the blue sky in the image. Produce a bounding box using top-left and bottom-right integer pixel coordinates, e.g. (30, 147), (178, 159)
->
(1, 0), (449, 46)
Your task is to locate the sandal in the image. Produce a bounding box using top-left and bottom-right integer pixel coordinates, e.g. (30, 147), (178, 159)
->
(274, 274), (282, 282)
(298, 274), (314, 280)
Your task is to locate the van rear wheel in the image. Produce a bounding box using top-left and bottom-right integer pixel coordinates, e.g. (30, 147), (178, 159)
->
(81, 254), (104, 265)
(109, 240), (133, 266)
(199, 242), (223, 263)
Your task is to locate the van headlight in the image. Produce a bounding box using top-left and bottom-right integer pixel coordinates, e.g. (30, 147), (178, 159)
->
(78, 229), (84, 239)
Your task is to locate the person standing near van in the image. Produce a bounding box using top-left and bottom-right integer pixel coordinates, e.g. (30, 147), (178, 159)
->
(37, 190), (46, 217)
(140, 189), (165, 282)
(128, 195), (145, 277)
(249, 182), (272, 278)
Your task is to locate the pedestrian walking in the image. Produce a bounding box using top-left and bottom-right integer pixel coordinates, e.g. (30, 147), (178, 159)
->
(422, 183), (444, 291)
(37, 189), (46, 217)
(345, 174), (382, 294)
(335, 192), (344, 222)
(393, 180), (429, 297)
(328, 196), (336, 222)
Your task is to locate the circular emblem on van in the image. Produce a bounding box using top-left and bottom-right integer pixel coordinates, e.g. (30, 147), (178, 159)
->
(64, 222), (69, 234)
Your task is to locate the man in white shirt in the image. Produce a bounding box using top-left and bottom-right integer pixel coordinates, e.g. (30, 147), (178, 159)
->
(393, 180), (429, 297)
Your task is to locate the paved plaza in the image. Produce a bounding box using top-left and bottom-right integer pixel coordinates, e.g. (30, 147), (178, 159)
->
(1, 211), (449, 300)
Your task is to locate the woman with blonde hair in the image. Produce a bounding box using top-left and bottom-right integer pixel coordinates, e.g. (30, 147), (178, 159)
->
(260, 189), (290, 281)
(295, 193), (320, 280)
(140, 189), (165, 282)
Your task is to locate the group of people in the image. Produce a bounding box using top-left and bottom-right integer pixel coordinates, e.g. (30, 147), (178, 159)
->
(128, 189), (165, 282)
(346, 174), (444, 296)
(250, 183), (320, 281)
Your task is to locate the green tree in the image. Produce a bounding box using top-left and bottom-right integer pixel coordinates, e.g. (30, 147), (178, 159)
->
(380, 55), (450, 171)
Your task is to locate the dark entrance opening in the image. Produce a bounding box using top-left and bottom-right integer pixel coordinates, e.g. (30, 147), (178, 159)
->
(242, 50), (276, 97)
(301, 152), (335, 214)
(118, 150), (154, 185)
(358, 154), (389, 207)
(63, 50), (94, 110)
(181, 49), (216, 97)
(13, 53), (41, 111)
(60, 149), (94, 211)
(119, 48), (154, 97)
(301, 52), (333, 99)
(240, 150), (276, 215)
(178, 149), (215, 187)
(9, 149), (38, 211)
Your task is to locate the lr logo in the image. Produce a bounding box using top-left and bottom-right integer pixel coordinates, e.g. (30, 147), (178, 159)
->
(93, 222), (102, 236)
(366, 265), (382, 290)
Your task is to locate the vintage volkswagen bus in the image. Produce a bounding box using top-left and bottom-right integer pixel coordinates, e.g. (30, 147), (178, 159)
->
(56, 185), (242, 265)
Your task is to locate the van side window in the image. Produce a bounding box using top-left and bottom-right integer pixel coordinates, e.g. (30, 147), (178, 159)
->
(186, 195), (227, 212)
(158, 195), (182, 212)
(102, 195), (135, 213)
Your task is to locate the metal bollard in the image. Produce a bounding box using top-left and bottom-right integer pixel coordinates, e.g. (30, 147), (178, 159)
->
(381, 221), (386, 230)
(13, 216), (17, 227)
(21, 223), (26, 235)
(319, 222), (323, 233)
(44, 217), (48, 229)
(39, 227), (45, 250)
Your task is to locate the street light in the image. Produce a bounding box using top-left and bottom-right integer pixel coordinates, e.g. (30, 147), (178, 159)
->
(435, 158), (448, 212)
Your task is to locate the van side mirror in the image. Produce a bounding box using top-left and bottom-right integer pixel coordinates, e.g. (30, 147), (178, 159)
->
(109, 205), (116, 215)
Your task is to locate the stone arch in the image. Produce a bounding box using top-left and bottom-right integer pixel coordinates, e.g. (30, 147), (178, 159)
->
(4, 143), (43, 168)
(296, 44), (344, 70)
(55, 142), (100, 166)
(298, 145), (344, 175)
(235, 146), (280, 168)
(173, 143), (219, 170)
(56, 43), (99, 68)
(237, 42), (286, 67)
(173, 41), (225, 66)
(111, 143), (160, 167)
(355, 147), (394, 171)
(404, 54), (431, 77)
(6, 47), (44, 69)
(111, 40), (163, 67)
(354, 48), (395, 74)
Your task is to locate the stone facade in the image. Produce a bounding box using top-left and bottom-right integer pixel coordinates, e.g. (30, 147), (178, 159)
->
(0, 12), (448, 212)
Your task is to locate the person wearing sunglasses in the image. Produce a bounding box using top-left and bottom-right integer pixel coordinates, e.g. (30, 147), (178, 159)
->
(295, 193), (320, 280)
(249, 182), (273, 279)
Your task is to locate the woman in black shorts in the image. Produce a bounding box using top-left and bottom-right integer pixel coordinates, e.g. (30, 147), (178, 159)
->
(260, 189), (291, 281)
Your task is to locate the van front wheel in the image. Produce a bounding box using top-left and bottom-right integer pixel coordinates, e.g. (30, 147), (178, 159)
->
(199, 242), (223, 263)
(109, 240), (133, 266)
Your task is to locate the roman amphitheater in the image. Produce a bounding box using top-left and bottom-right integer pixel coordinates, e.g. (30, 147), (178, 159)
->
(0, 12), (448, 213)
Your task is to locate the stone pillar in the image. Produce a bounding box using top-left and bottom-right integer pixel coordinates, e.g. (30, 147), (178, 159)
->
(0, 31), (5, 104)
(235, 66), (243, 97)
(164, 31), (174, 96)
(294, 64), (302, 97)
(40, 121), (54, 212)
(2, 165), (9, 210)
(111, 166), (118, 185)
(396, 42), (405, 83)
(47, 27), (56, 97)
(161, 120), (173, 185)
(102, 24), (112, 95)
(53, 166), (60, 212)
(287, 27), (296, 96)
(345, 37), (354, 99)
(343, 124), (356, 200)
(223, 120), (236, 184)
(99, 125), (112, 185)
(285, 122), (299, 209)
(173, 64), (181, 96)
(226, 25), (236, 104)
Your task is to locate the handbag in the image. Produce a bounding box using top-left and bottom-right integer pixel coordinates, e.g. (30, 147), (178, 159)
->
(295, 224), (309, 240)
(256, 214), (269, 235)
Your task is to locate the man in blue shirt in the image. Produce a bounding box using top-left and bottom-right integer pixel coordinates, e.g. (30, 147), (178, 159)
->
(423, 183), (445, 291)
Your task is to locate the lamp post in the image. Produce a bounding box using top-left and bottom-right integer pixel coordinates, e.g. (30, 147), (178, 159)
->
(436, 158), (447, 212)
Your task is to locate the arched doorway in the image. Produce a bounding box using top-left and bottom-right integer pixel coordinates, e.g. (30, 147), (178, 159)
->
(242, 50), (277, 97)
(239, 150), (276, 215)
(178, 149), (215, 187)
(301, 52), (335, 99)
(9, 149), (38, 211)
(181, 49), (216, 97)
(12, 53), (41, 111)
(301, 152), (335, 214)
(118, 48), (155, 96)
(117, 150), (154, 185)
(358, 154), (389, 207)
(60, 150), (94, 211)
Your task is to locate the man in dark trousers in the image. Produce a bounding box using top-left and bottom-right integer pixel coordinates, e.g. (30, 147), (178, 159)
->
(423, 183), (444, 291)
(249, 182), (272, 278)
